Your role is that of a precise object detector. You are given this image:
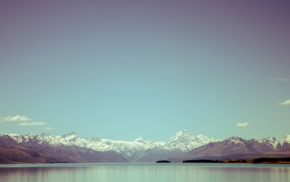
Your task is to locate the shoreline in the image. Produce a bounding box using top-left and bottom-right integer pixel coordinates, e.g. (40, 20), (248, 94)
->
(183, 157), (290, 164)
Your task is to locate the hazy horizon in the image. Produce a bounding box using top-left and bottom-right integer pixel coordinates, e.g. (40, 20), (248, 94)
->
(1, 0), (290, 141)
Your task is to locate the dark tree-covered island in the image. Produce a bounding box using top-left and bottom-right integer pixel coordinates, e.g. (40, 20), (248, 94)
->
(182, 158), (290, 164)
(156, 160), (171, 163)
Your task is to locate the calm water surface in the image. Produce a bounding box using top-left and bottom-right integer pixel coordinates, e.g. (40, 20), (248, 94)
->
(0, 163), (290, 182)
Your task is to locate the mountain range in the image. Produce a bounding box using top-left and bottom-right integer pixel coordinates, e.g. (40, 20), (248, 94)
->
(0, 130), (217, 163)
(1, 130), (290, 164)
(170, 135), (290, 162)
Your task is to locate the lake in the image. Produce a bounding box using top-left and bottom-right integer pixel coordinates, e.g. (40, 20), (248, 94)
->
(0, 163), (290, 182)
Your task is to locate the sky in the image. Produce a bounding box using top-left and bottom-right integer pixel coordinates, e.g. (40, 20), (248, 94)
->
(0, 0), (290, 141)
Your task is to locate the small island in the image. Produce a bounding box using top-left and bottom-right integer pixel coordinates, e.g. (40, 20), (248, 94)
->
(156, 160), (171, 163)
(183, 159), (221, 163)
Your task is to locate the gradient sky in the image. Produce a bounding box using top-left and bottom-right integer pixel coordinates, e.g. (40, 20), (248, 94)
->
(1, 0), (290, 141)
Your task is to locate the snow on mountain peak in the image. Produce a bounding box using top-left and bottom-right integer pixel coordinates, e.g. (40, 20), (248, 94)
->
(284, 135), (290, 142)
(175, 129), (190, 137)
(7, 133), (19, 137)
(62, 132), (78, 141)
(40, 133), (53, 137)
(26, 133), (36, 137)
(134, 137), (152, 144)
(63, 132), (77, 137)
(167, 130), (219, 152)
(226, 136), (242, 140)
(169, 130), (191, 141)
(226, 136), (244, 143)
(134, 137), (145, 142)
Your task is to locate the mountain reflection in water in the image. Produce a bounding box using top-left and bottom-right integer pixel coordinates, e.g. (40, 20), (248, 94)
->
(0, 163), (290, 182)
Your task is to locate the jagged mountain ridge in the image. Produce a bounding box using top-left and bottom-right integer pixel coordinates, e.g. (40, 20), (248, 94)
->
(2, 130), (218, 162)
(169, 135), (290, 162)
(0, 134), (127, 164)
(3, 131), (290, 163)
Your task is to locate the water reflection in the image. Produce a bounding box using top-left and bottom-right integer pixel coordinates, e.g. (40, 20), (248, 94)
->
(0, 164), (290, 182)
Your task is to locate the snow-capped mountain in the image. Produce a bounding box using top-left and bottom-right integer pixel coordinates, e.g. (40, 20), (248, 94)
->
(3, 130), (219, 162)
(166, 130), (218, 151)
(4, 130), (290, 164)
(170, 135), (290, 162)
(259, 135), (290, 150)
(0, 134), (127, 164)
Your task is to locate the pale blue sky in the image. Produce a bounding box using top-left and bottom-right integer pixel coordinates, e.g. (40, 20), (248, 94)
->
(0, 0), (290, 141)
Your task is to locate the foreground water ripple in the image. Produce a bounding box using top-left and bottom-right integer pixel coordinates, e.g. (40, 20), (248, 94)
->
(1, 163), (290, 182)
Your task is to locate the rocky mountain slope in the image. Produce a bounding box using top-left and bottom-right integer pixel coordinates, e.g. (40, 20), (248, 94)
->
(0, 135), (63, 164)
(169, 135), (290, 162)
(0, 134), (127, 164)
